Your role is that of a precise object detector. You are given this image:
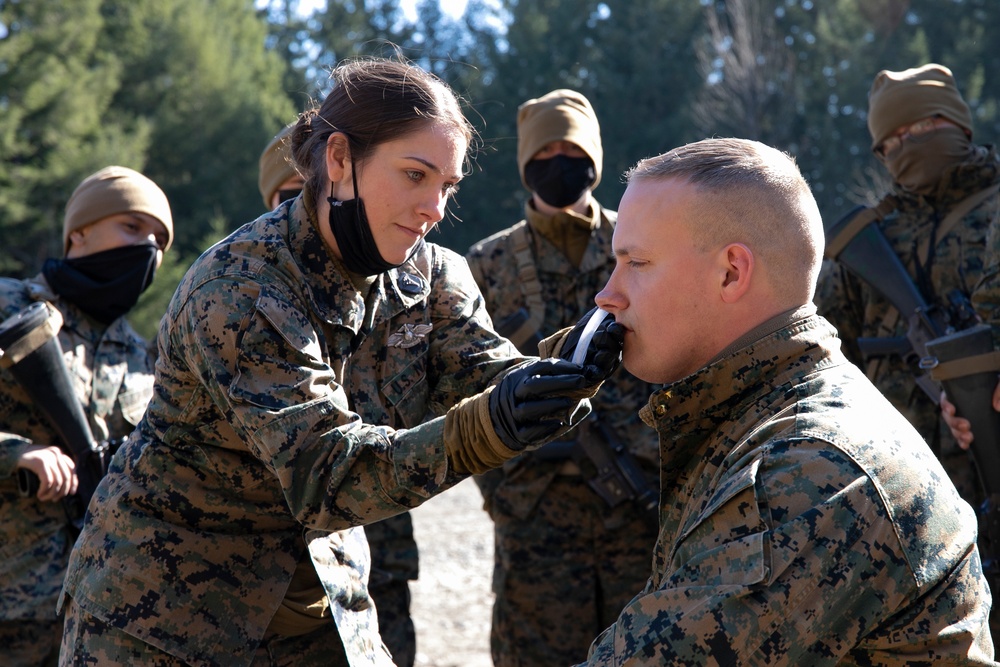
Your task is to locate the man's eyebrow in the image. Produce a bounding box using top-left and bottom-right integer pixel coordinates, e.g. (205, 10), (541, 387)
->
(405, 156), (463, 182)
(612, 246), (633, 258)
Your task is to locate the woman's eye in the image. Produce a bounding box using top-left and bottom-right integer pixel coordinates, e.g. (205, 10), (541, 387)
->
(406, 170), (423, 183)
(444, 183), (459, 197)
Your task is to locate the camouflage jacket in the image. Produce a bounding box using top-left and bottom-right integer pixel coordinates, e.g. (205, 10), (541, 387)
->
(582, 307), (995, 665)
(465, 201), (659, 518)
(815, 145), (1000, 451)
(61, 199), (523, 666)
(0, 274), (153, 620)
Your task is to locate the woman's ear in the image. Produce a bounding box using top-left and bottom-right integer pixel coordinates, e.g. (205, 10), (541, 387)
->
(325, 132), (351, 182)
(719, 243), (754, 303)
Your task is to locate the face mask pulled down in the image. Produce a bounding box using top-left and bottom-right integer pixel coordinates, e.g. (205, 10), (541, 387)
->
(524, 155), (596, 209)
(42, 243), (159, 325)
(328, 163), (401, 276)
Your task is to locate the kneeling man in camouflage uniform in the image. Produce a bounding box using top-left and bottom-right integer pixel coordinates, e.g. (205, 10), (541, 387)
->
(579, 137), (995, 665)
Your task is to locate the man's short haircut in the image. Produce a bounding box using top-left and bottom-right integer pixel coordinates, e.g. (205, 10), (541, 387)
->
(626, 138), (825, 303)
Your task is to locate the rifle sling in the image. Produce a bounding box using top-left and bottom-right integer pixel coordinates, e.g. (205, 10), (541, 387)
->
(825, 207), (881, 260)
(506, 209), (616, 353)
(0, 303), (63, 367)
(917, 183), (1000, 265)
(929, 350), (1000, 382)
(509, 221), (546, 352)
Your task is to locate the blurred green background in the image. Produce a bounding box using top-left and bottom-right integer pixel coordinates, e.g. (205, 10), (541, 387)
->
(2, 0), (997, 339)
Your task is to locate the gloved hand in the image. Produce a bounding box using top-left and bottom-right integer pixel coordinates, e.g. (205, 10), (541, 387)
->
(558, 307), (624, 383)
(489, 358), (593, 452)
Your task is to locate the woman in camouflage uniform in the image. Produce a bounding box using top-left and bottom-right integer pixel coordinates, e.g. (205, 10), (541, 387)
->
(58, 57), (617, 667)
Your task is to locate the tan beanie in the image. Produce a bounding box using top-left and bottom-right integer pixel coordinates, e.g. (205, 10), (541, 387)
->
(867, 63), (973, 151)
(517, 89), (603, 191)
(63, 166), (173, 255)
(258, 124), (299, 209)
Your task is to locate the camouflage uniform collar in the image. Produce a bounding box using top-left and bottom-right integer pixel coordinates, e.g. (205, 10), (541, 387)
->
(524, 197), (599, 233)
(523, 199), (613, 273)
(282, 198), (358, 325)
(639, 308), (839, 448)
(25, 273), (139, 347)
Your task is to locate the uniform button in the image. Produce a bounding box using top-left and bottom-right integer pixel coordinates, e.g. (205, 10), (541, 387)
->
(655, 404), (666, 416)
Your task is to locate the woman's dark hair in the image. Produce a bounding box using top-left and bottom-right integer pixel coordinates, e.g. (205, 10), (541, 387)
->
(290, 56), (475, 197)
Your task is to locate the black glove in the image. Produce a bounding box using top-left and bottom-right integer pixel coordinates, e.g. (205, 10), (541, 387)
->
(559, 307), (624, 383)
(489, 358), (593, 451)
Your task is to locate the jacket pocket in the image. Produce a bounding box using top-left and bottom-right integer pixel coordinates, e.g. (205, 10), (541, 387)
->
(378, 330), (430, 429)
(666, 456), (770, 588)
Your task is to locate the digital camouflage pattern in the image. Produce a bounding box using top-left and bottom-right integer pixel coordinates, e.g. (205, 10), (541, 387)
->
(816, 146), (1000, 647)
(60, 197), (525, 667)
(490, 477), (658, 666)
(815, 146), (1000, 500)
(466, 201), (660, 667)
(0, 274), (154, 664)
(581, 308), (996, 666)
(61, 600), (349, 666)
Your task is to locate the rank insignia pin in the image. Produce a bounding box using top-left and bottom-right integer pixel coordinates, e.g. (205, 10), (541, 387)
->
(388, 323), (433, 348)
(397, 272), (426, 295)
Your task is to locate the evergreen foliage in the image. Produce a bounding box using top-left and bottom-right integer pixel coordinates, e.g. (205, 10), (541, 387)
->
(2, 0), (998, 337)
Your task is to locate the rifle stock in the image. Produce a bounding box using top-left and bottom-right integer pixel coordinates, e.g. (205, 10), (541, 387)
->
(0, 302), (104, 521)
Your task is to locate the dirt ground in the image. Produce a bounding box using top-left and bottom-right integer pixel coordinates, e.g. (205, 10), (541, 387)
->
(409, 477), (495, 667)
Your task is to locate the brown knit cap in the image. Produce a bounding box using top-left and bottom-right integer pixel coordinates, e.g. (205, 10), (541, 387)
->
(258, 123), (299, 209)
(63, 166), (173, 255)
(517, 89), (603, 191)
(867, 63), (973, 150)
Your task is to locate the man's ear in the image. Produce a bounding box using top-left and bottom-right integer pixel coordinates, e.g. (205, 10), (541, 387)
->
(719, 243), (754, 303)
(65, 227), (88, 257)
(325, 132), (351, 182)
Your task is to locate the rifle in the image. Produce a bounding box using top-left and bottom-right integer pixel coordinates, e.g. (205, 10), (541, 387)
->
(572, 414), (659, 527)
(923, 325), (1000, 590)
(825, 207), (1000, 588)
(0, 301), (111, 531)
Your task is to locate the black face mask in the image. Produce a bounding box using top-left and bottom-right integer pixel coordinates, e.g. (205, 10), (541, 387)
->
(277, 188), (301, 204)
(523, 154), (596, 208)
(327, 164), (399, 277)
(42, 243), (159, 325)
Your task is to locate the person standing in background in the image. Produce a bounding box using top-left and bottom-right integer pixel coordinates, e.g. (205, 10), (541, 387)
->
(466, 89), (660, 667)
(582, 137), (994, 665)
(259, 123), (306, 210)
(0, 166), (172, 666)
(815, 63), (1000, 641)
